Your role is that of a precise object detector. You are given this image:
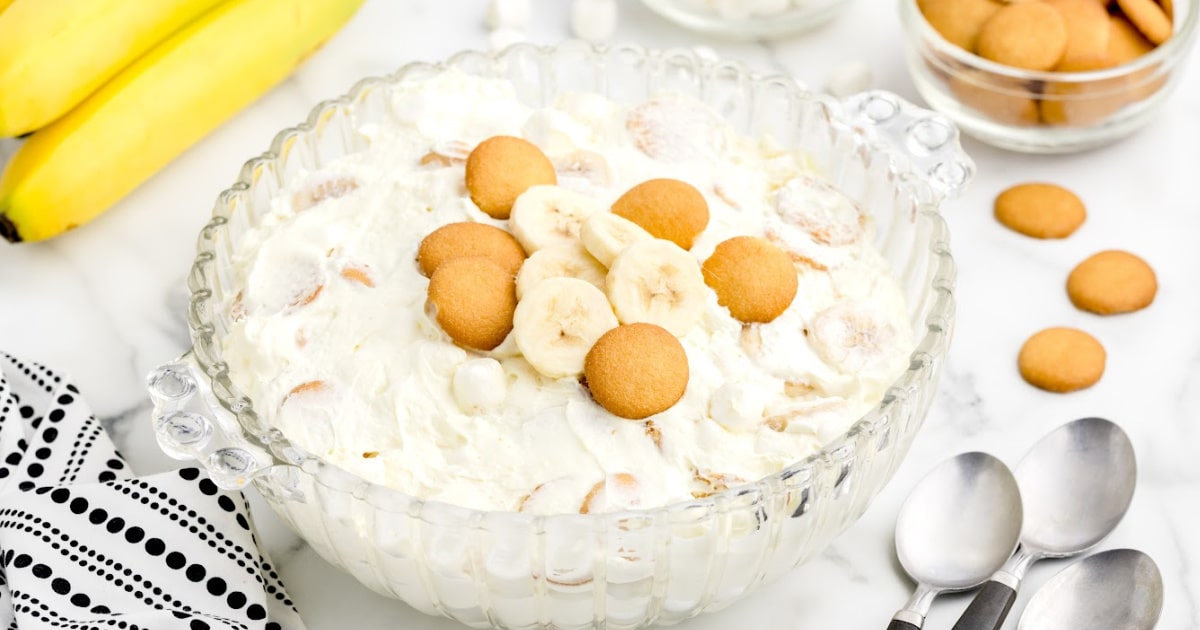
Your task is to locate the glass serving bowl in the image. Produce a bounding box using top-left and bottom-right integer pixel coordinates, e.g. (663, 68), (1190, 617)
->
(148, 42), (971, 629)
(639, 0), (851, 40)
(900, 0), (1199, 154)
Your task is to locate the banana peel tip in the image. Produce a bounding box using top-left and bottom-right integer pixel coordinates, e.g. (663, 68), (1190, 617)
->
(0, 212), (21, 243)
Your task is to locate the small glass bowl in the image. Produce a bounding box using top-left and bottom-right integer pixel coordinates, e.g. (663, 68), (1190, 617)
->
(640, 0), (851, 40)
(149, 42), (972, 629)
(900, 0), (1199, 153)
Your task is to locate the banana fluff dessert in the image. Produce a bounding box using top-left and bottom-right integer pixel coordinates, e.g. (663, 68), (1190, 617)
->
(221, 70), (915, 514)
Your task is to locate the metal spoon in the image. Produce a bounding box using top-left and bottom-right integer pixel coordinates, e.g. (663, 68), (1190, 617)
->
(887, 452), (1023, 630)
(1018, 549), (1162, 630)
(951, 417), (1137, 630)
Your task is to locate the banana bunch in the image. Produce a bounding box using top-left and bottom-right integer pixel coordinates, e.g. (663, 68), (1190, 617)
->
(0, 0), (364, 243)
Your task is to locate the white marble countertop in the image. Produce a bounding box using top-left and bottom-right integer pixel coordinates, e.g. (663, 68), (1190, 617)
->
(2, 0), (1199, 627)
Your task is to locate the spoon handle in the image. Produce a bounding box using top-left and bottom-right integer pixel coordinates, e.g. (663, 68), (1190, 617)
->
(950, 579), (1017, 630)
(887, 619), (921, 630)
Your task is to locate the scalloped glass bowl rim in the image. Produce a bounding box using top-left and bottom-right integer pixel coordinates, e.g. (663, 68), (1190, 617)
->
(900, 0), (1200, 83)
(187, 41), (956, 523)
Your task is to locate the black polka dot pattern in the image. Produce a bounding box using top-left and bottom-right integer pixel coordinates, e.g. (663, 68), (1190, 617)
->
(1, 352), (302, 629)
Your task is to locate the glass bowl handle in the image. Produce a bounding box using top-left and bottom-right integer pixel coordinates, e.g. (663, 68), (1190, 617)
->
(839, 90), (976, 202)
(146, 352), (277, 490)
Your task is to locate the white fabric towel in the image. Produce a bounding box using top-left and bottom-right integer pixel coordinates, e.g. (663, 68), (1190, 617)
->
(0, 351), (305, 630)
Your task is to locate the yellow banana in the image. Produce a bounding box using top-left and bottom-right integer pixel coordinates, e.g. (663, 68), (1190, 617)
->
(0, 0), (229, 136)
(0, 0), (364, 243)
(0, 1), (14, 14)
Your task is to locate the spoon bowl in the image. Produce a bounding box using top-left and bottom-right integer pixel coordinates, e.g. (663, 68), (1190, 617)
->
(1016, 417), (1138, 555)
(952, 417), (1138, 630)
(888, 452), (1023, 629)
(1018, 549), (1162, 630)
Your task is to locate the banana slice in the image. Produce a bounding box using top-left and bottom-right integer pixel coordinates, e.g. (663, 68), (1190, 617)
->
(626, 97), (725, 163)
(553, 150), (613, 188)
(606, 239), (706, 337)
(809, 301), (898, 374)
(579, 212), (654, 267)
(772, 175), (864, 247)
(509, 185), (604, 254)
(515, 243), (607, 300)
(513, 277), (618, 378)
(292, 175), (359, 212)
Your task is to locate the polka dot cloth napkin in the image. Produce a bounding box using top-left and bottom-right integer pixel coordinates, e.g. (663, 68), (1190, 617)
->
(0, 352), (305, 630)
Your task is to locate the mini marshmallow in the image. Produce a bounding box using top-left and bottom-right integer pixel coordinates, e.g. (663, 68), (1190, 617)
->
(570, 0), (618, 42)
(486, 0), (530, 30)
(452, 358), (507, 413)
(487, 27), (527, 52)
(824, 61), (874, 98)
(709, 382), (767, 431)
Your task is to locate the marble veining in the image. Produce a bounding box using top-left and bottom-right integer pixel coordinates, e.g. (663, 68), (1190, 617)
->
(1, 0), (1198, 627)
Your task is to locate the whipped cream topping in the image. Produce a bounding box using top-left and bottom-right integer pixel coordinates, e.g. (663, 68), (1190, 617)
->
(220, 70), (915, 514)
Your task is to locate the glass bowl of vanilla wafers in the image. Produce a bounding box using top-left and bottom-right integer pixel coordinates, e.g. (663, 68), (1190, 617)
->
(902, 0), (1198, 153)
